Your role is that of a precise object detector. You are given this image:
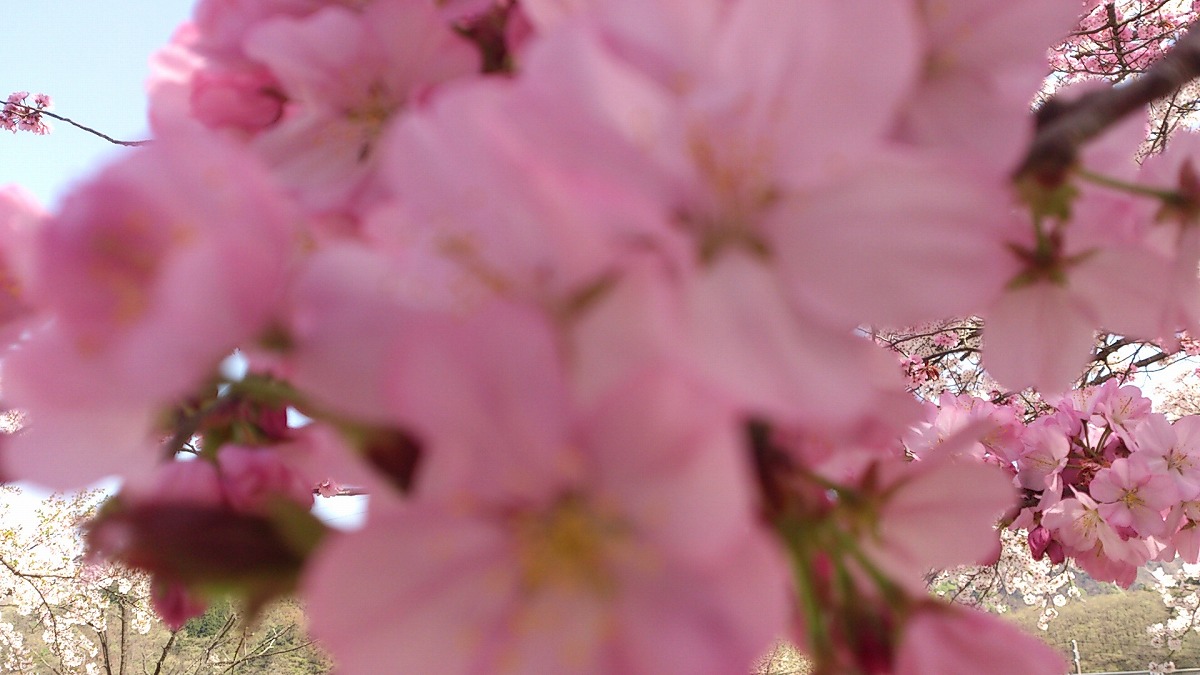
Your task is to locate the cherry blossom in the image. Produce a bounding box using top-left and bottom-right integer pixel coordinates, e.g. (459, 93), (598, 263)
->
(1137, 414), (1200, 501)
(302, 318), (790, 673)
(2, 128), (296, 490)
(1, 92), (52, 135)
(13, 0), (1200, 673)
(242, 0), (479, 212)
(895, 604), (1066, 675)
(1090, 455), (1177, 537)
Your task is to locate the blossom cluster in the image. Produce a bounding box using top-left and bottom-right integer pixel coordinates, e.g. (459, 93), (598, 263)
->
(1148, 567), (1198, 675)
(1151, 660), (1180, 675)
(1, 92), (51, 135)
(1045, 1), (1200, 155)
(909, 382), (1200, 588)
(927, 526), (1080, 631)
(0, 488), (156, 675)
(6, 0), (1200, 673)
(1049, 1), (1197, 82)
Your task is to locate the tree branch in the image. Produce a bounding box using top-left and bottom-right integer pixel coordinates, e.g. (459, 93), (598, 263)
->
(190, 612), (237, 675)
(150, 629), (177, 675)
(97, 628), (114, 675)
(0, 555), (65, 656)
(4, 101), (150, 147)
(1105, 3), (1133, 81)
(1019, 19), (1200, 182)
(118, 599), (128, 675)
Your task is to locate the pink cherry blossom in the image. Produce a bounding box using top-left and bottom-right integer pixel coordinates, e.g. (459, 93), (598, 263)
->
(2, 129), (295, 490)
(11, 0), (1200, 671)
(676, 254), (907, 426)
(191, 0), (331, 56)
(983, 253), (1174, 394)
(1041, 491), (1154, 585)
(380, 20), (678, 300)
(903, 393), (1024, 465)
(1042, 492), (1123, 553)
(151, 581), (209, 631)
(304, 365), (790, 674)
(1016, 419), (1070, 491)
(519, 0), (589, 30)
(1091, 380), (1154, 440)
(1, 92), (52, 135)
(1132, 133), (1200, 340)
(984, 105), (1179, 391)
(897, 0), (1084, 174)
(1174, 523), (1200, 563)
(189, 65), (286, 132)
(1028, 526), (1066, 564)
(0, 186), (40, 335)
(861, 456), (1016, 592)
(217, 446), (316, 512)
(242, 0), (479, 213)
(122, 458), (225, 507)
(768, 155), (1020, 329)
(1135, 414), (1200, 501)
(435, 0), (499, 23)
(895, 604), (1066, 675)
(1090, 455), (1177, 537)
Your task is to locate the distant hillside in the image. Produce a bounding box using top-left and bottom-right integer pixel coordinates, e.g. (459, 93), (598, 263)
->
(1009, 589), (1200, 673)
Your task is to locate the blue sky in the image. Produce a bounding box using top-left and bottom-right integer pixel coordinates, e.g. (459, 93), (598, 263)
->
(0, 3), (369, 529)
(1, 1), (196, 207)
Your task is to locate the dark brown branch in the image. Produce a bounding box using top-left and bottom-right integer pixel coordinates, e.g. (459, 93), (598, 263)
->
(1105, 3), (1133, 81)
(313, 486), (369, 497)
(4, 101), (150, 147)
(151, 630), (178, 675)
(1091, 335), (1135, 364)
(1068, 0), (1175, 38)
(190, 612), (237, 675)
(923, 346), (981, 362)
(1019, 19), (1200, 182)
(0, 555), (64, 653)
(118, 600), (128, 675)
(1148, 89), (1182, 154)
(1132, 350), (1172, 372)
(219, 639), (318, 671)
(97, 629), (114, 675)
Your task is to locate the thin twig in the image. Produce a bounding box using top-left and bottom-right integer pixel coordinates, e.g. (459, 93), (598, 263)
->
(1018, 19), (1200, 182)
(4, 101), (150, 147)
(0, 555), (65, 657)
(150, 630), (178, 675)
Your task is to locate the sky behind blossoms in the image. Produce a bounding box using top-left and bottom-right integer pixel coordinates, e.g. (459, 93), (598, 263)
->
(0, 0), (362, 530)
(0, 1), (194, 206)
(0, 0), (194, 520)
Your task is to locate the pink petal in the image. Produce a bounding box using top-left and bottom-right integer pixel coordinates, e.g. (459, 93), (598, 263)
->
(983, 283), (1097, 394)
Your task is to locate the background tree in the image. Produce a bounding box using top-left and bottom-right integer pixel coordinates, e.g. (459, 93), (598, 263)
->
(1051, 1), (1200, 155)
(0, 487), (330, 675)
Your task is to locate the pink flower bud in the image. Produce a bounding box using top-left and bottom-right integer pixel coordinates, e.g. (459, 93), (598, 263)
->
(151, 581), (208, 631)
(1028, 526), (1053, 559)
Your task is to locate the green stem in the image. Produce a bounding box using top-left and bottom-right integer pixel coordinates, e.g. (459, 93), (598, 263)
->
(1078, 168), (1182, 202)
(779, 519), (833, 664)
(1092, 426), (1113, 457)
(226, 375), (308, 409)
(831, 527), (908, 612)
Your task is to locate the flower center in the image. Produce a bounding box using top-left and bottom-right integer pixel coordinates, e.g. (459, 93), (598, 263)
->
(345, 81), (401, 161)
(514, 495), (628, 596)
(1168, 450), (1191, 474)
(1119, 489), (1145, 510)
(681, 134), (778, 262)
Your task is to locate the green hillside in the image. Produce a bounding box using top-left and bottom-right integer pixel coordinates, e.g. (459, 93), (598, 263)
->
(1009, 589), (1200, 673)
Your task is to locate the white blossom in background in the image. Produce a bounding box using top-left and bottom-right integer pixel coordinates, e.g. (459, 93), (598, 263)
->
(0, 487), (154, 675)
